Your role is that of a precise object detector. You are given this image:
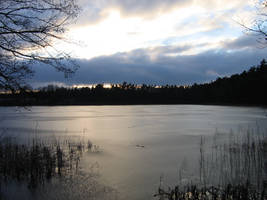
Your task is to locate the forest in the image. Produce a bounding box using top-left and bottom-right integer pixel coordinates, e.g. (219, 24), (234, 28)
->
(0, 59), (266, 106)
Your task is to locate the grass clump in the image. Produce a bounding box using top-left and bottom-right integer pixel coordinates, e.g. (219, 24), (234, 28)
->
(155, 183), (264, 200)
(0, 137), (96, 189)
(156, 128), (267, 200)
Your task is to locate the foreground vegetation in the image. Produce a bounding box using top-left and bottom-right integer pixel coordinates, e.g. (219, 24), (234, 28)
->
(0, 60), (267, 106)
(155, 129), (267, 200)
(0, 136), (120, 200)
(0, 137), (97, 189)
(0, 128), (266, 199)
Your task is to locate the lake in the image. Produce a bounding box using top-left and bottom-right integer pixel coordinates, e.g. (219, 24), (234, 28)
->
(0, 105), (266, 200)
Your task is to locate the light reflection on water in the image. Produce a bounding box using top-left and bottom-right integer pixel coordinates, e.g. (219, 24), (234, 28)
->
(0, 105), (266, 200)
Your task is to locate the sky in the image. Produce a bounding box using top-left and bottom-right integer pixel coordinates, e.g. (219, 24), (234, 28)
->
(31, 0), (267, 87)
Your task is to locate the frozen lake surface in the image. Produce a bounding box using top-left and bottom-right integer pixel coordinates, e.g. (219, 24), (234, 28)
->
(0, 105), (266, 200)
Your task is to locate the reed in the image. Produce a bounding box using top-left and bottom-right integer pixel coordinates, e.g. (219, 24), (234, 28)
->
(156, 128), (267, 200)
(0, 136), (97, 189)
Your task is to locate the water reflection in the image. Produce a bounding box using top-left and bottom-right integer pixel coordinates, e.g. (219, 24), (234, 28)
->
(1, 171), (119, 200)
(0, 105), (266, 200)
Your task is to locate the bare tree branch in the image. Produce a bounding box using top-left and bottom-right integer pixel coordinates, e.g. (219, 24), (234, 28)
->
(0, 0), (80, 92)
(239, 0), (267, 46)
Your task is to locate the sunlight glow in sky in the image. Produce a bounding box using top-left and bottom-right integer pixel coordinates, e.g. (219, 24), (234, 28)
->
(32, 0), (267, 87)
(63, 0), (253, 59)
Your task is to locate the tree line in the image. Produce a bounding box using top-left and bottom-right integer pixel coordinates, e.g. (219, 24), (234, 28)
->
(0, 59), (266, 106)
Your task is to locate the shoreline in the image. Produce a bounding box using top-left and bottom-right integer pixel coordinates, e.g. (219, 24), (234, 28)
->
(0, 102), (266, 108)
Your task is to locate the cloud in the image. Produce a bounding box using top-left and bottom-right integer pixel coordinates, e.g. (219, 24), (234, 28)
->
(30, 36), (267, 87)
(75, 0), (250, 26)
(108, 0), (191, 17)
(65, 0), (255, 61)
(196, 0), (247, 11)
(222, 35), (259, 50)
(76, 0), (191, 25)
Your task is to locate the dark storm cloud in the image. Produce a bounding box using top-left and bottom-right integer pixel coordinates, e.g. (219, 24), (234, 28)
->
(30, 38), (267, 88)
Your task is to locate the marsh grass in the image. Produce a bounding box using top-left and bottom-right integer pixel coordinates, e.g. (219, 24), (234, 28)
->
(0, 136), (98, 190)
(156, 128), (267, 200)
(201, 129), (266, 190)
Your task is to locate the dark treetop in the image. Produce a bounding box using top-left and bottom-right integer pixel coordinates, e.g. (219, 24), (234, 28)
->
(0, 59), (267, 106)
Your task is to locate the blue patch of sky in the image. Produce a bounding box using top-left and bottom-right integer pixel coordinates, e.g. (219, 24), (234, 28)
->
(203, 22), (242, 38)
(243, 5), (255, 11)
(159, 25), (242, 47)
(176, 15), (199, 27)
(144, 28), (241, 48)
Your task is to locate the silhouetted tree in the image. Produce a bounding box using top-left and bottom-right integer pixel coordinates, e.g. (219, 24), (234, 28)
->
(0, 60), (266, 106)
(0, 0), (79, 92)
